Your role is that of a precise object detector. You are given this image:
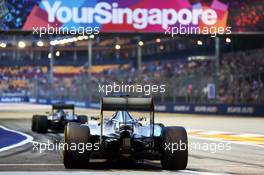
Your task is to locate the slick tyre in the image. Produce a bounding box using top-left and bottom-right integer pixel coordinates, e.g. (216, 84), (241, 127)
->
(161, 126), (188, 170)
(35, 115), (48, 133)
(63, 122), (91, 168)
(31, 115), (38, 132)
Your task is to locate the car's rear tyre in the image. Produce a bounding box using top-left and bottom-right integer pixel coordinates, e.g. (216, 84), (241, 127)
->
(31, 115), (38, 132)
(77, 115), (88, 124)
(35, 115), (48, 133)
(63, 122), (90, 168)
(161, 126), (188, 170)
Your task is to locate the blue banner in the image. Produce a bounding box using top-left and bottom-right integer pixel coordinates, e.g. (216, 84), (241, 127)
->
(1, 96), (264, 116)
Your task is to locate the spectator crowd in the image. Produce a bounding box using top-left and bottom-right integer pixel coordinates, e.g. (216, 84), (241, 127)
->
(0, 49), (264, 104)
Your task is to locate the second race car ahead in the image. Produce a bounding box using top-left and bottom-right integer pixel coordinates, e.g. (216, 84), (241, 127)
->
(31, 104), (88, 133)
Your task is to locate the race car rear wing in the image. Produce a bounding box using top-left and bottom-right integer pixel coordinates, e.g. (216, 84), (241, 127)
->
(52, 104), (75, 115)
(52, 104), (75, 110)
(101, 97), (154, 111)
(100, 97), (155, 143)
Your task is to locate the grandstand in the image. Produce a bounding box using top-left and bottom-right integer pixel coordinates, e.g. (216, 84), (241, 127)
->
(0, 34), (264, 105)
(0, 0), (263, 116)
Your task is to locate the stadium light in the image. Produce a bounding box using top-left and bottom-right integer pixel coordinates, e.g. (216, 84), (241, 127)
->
(115, 44), (121, 50)
(48, 53), (52, 59)
(18, 41), (26, 48)
(0, 43), (6, 48)
(226, 37), (231, 43)
(159, 45), (164, 50)
(138, 41), (144, 46)
(56, 51), (60, 57)
(60, 39), (67, 45)
(89, 34), (95, 39)
(37, 41), (44, 47)
(197, 40), (203, 46)
(73, 37), (78, 42)
(65, 38), (71, 43)
(77, 36), (84, 40)
(156, 38), (161, 43)
(50, 35), (90, 46)
(50, 41), (55, 46)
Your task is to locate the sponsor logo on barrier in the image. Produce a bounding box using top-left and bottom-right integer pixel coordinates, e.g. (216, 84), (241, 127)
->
(38, 99), (48, 104)
(75, 102), (86, 107)
(194, 106), (218, 113)
(174, 105), (190, 112)
(29, 98), (37, 103)
(89, 103), (100, 108)
(0, 97), (24, 103)
(227, 107), (254, 114)
(155, 105), (166, 111)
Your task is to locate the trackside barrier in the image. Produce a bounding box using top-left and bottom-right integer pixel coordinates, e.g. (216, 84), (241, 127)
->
(0, 97), (263, 116)
(0, 96), (28, 103)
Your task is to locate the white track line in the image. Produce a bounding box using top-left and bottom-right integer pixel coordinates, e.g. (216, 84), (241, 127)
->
(0, 165), (228, 175)
(0, 125), (33, 152)
(0, 164), (63, 166)
(0, 170), (230, 175)
(181, 170), (230, 175)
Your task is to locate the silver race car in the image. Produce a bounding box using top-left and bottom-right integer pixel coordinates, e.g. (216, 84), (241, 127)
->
(31, 104), (87, 133)
(63, 97), (188, 170)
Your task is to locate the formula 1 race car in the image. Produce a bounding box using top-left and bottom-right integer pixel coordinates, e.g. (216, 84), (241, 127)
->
(31, 104), (88, 133)
(63, 97), (188, 170)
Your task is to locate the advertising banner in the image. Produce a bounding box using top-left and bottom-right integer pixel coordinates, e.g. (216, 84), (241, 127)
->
(22, 0), (229, 33)
(1, 1), (264, 33)
(1, 0), (230, 33)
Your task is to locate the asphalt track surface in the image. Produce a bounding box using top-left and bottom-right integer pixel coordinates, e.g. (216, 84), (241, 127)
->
(0, 104), (264, 175)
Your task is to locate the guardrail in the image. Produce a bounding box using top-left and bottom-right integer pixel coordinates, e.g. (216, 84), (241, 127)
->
(0, 96), (263, 116)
